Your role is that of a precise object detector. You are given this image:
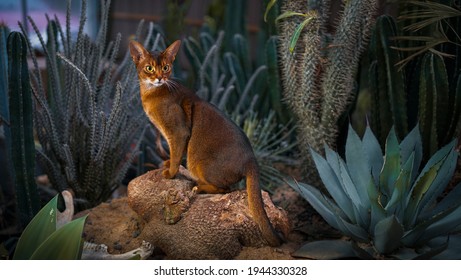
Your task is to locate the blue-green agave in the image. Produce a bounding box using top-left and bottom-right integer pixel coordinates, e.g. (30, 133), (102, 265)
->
(289, 125), (461, 259)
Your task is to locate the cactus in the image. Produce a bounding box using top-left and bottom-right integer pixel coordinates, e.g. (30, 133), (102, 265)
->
(363, 9), (461, 160)
(276, 0), (378, 184)
(7, 32), (41, 228)
(19, 0), (160, 208)
(368, 15), (408, 144)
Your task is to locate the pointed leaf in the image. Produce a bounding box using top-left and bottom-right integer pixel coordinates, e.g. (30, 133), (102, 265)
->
(287, 180), (342, 230)
(362, 125), (383, 185)
(399, 124), (422, 184)
(13, 196), (58, 259)
(30, 215), (87, 259)
(289, 16), (315, 53)
(379, 127), (401, 199)
(264, 0), (278, 22)
(385, 152), (414, 218)
(368, 177), (387, 233)
(374, 215), (404, 254)
(292, 240), (356, 260)
(345, 124), (372, 208)
(311, 148), (355, 222)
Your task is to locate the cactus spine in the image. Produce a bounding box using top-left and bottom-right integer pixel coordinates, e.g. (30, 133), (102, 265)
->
(277, 0), (378, 181)
(7, 31), (41, 227)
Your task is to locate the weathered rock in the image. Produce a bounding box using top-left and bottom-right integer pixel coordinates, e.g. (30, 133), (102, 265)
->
(127, 168), (290, 259)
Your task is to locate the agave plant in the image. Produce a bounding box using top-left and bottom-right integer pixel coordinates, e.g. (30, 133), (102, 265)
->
(289, 124), (461, 259)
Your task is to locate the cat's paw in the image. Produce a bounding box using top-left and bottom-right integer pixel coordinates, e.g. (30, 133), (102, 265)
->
(162, 168), (175, 179)
(162, 160), (170, 168)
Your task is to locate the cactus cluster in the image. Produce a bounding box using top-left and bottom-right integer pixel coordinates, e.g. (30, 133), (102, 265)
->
(21, 0), (160, 208)
(365, 14), (461, 160)
(275, 0), (378, 183)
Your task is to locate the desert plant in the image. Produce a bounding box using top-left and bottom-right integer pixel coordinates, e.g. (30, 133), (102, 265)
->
(7, 31), (41, 228)
(13, 194), (87, 260)
(289, 124), (461, 259)
(268, 0), (378, 184)
(19, 0), (159, 208)
(362, 12), (461, 159)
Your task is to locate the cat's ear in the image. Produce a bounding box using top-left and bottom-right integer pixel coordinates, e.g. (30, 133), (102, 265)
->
(129, 40), (149, 65)
(163, 40), (181, 61)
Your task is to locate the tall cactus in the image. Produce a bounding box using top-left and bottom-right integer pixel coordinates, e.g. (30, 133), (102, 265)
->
(364, 11), (461, 161)
(7, 31), (41, 228)
(277, 0), (378, 183)
(368, 15), (408, 144)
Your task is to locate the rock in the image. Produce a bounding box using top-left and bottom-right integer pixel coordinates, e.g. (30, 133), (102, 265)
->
(127, 168), (290, 259)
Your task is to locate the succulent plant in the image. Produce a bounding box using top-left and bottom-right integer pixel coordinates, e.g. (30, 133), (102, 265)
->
(18, 0), (161, 208)
(269, 0), (378, 186)
(7, 31), (41, 228)
(289, 124), (461, 259)
(13, 194), (87, 260)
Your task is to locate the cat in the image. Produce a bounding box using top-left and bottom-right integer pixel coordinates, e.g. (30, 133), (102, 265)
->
(129, 40), (281, 246)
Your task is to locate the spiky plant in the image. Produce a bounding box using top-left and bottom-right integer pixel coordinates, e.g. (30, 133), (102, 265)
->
(20, 0), (161, 208)
(269, 0), (378, 185)
(289, 125), (461, 259)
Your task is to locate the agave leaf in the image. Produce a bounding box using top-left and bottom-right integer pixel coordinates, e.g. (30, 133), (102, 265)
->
(338, 157), (368, 227)
(311, 148), (355, 222)
(420, 183), (461, 221)
(345, 124), (372, 209)
(368, 177), (387, 233)
(418, 140), (458, 215)
(287, 179), (343, 230)
(374, 215), (404, 254)
(13, 196), (58, 260)
(431, 235), (461, 260)
(335, 215), (370, 242)
(351, 241), (375, 260)
(379, 127), (401, 199)
(399, 124), (422, 184)
(405, 140), (456, 226)
(385, 152), (414, 219)
(412, 240), (448, 260)
(362, 125), (383, 185)
(30, 215), (87, 260)
(417, 204), (461, 246)
(403, 199), (461, 247)
(292, 240), (356, 260)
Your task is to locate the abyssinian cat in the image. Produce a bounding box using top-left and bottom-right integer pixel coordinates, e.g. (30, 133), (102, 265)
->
(129, 40), (281, 246)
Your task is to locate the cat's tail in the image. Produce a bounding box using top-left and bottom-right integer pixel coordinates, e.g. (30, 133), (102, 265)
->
(245, 161), (282, 247)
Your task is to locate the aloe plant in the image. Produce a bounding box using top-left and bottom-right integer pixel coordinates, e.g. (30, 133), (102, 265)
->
(13, 195), (87, 260)
(289, 124), (461, 259)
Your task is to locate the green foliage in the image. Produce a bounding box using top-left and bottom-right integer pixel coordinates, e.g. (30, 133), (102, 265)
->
(289, 124), (461, 259)
(368, 15), (408, 143)
(273, 0), (378, 185)
(363, 12), (461, 160)
(20, 0), (156, 208)
(13, 195), (87, 260)
(7, 31), (41, 228)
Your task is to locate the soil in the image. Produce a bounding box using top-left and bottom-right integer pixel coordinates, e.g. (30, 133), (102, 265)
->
(78, 182), (338, 260)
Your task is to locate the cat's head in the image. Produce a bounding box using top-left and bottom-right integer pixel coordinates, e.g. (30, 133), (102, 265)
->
(129, 40), (181, 89)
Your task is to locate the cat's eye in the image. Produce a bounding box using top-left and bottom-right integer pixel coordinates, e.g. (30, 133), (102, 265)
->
(162, 64), (170, 72)
(145, 65), (153, 73)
